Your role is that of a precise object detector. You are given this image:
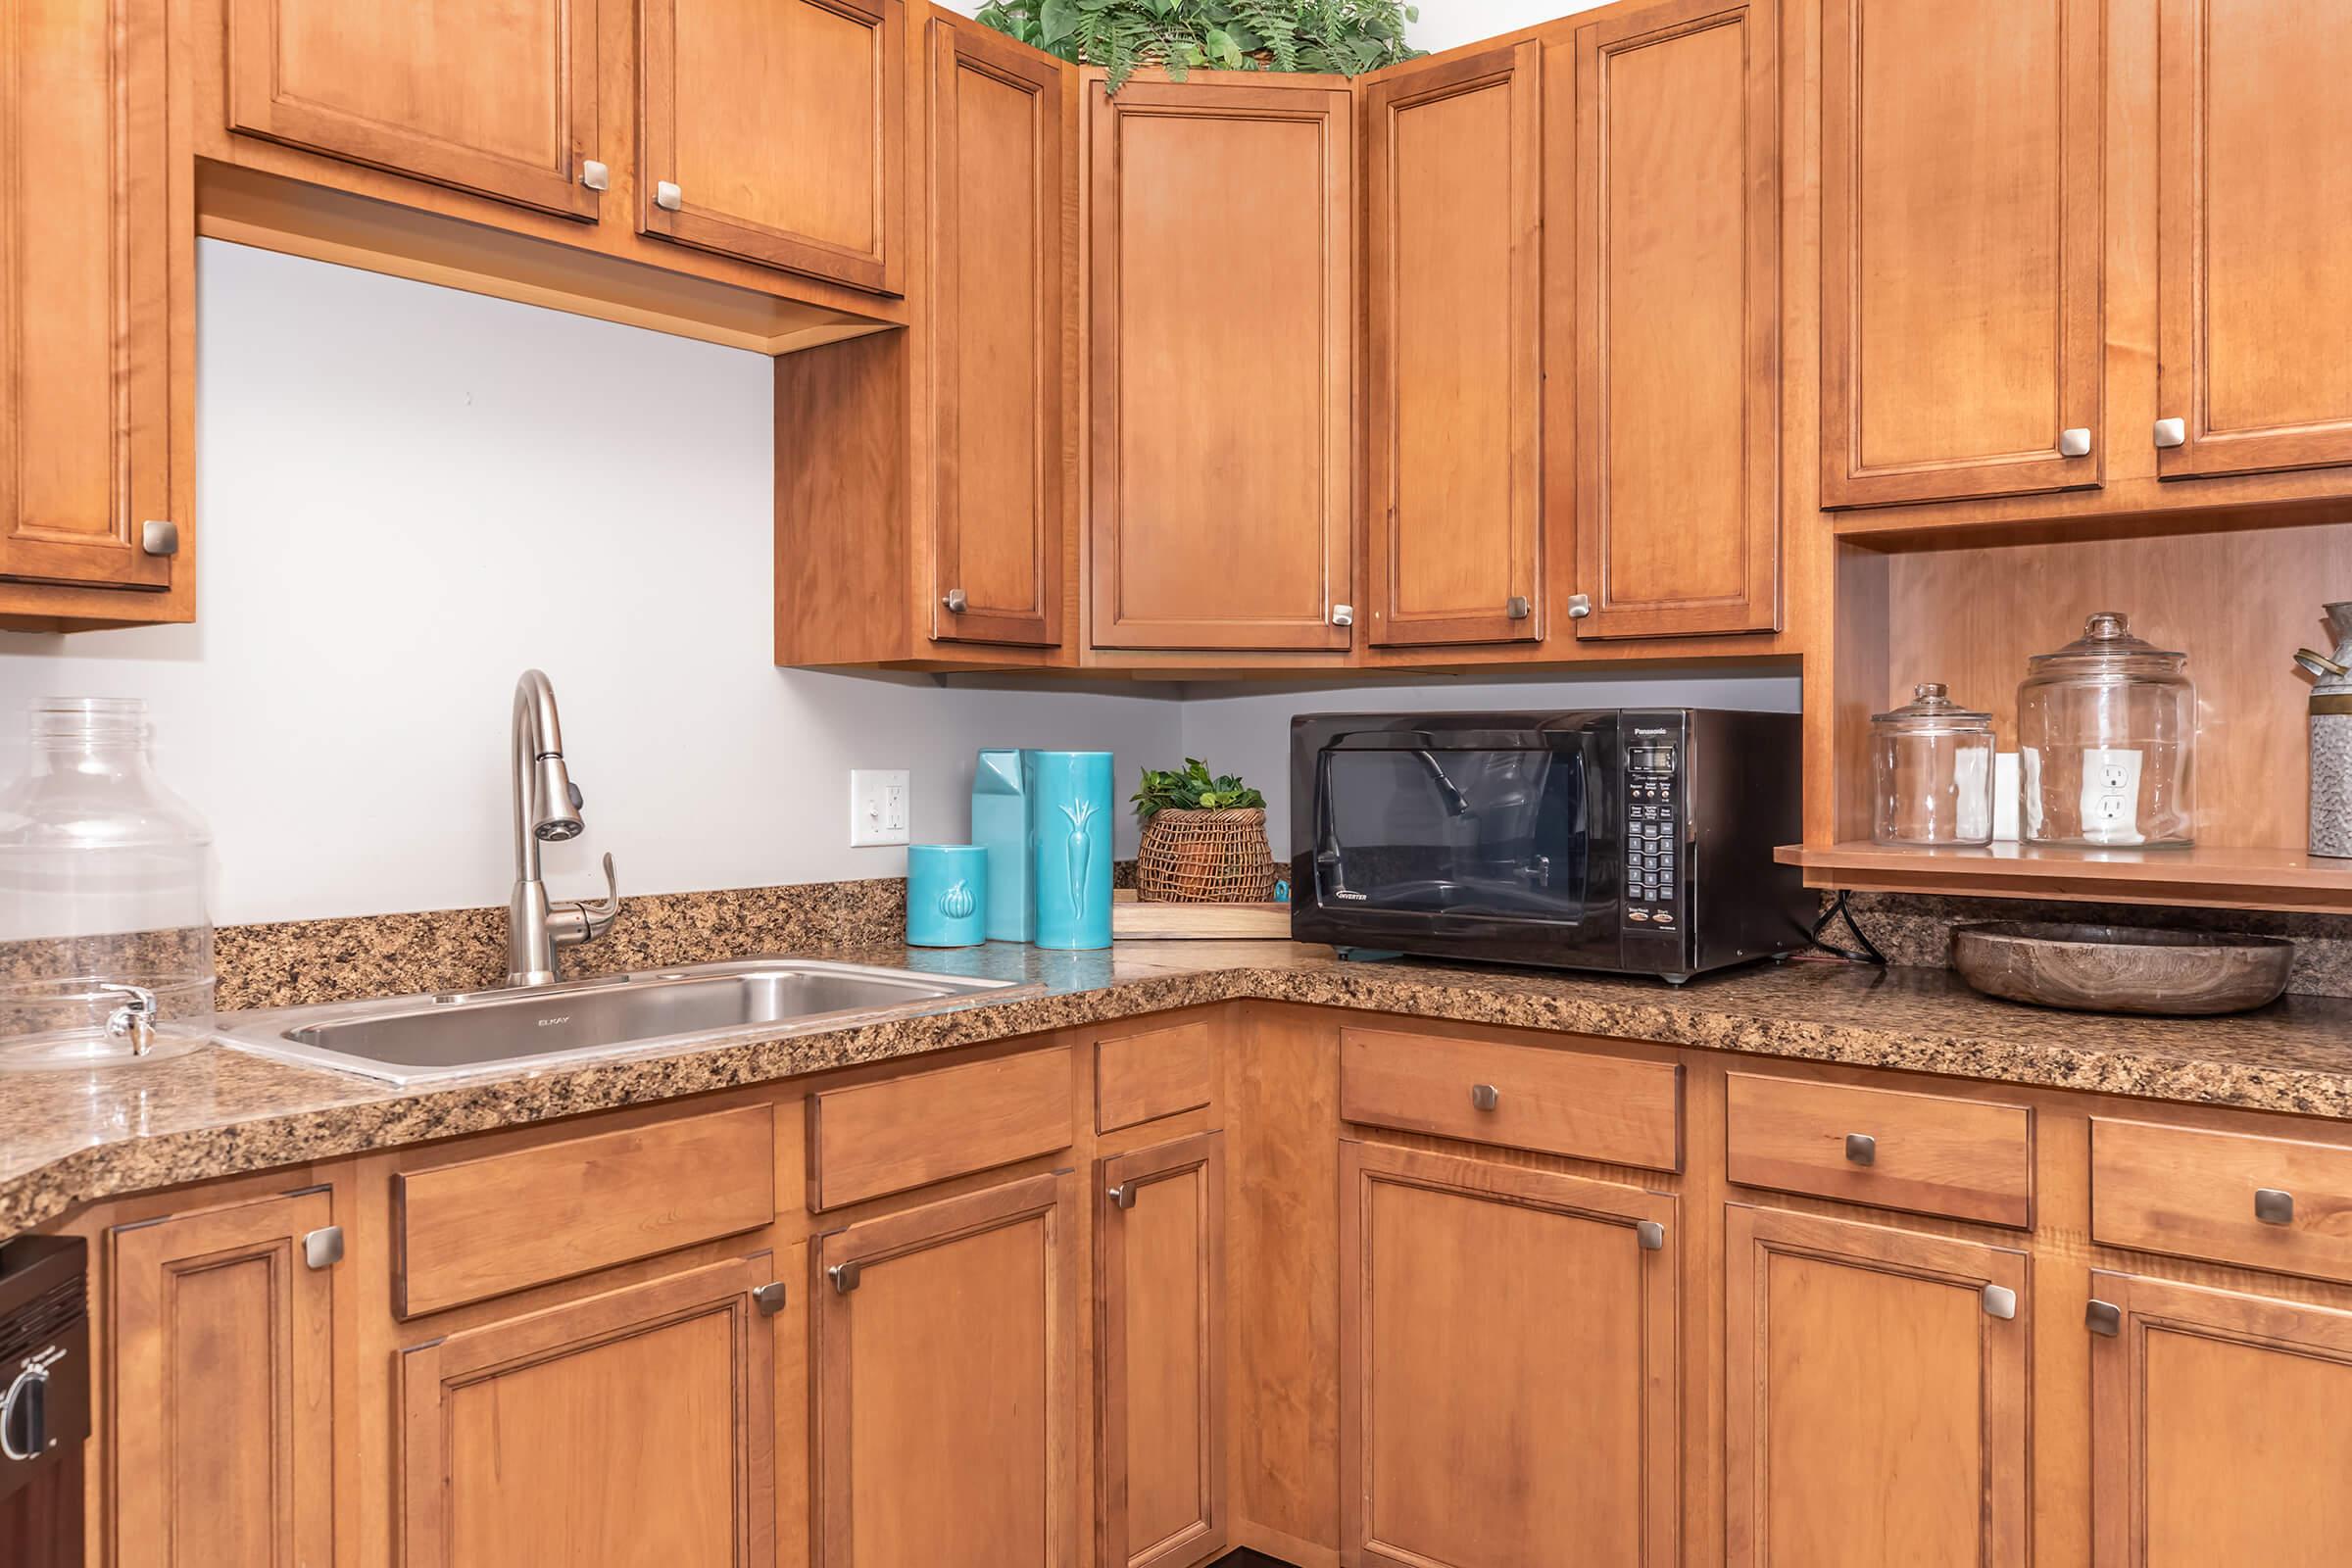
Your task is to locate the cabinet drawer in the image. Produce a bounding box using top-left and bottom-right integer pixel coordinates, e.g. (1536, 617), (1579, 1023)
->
(1726, 1074), (2034, 1228)
(394, 1102), (776, 1317)
(2092, 1118), (2352, 1285)
(808, 1046), (1073, 1210)
(1095, 1019), (1214, 1133)
(1339, 1027), (1681, 1171)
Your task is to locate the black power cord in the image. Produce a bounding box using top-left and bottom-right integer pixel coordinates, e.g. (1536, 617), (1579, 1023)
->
(1809, 888), (1887, 965)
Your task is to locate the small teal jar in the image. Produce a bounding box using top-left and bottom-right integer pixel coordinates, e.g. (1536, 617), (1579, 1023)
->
(1031, 751), (1113, 950)
(906, 845), (987, 948)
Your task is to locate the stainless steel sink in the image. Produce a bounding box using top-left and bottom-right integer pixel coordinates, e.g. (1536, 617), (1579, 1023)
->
(219, 958), (1028, 1086)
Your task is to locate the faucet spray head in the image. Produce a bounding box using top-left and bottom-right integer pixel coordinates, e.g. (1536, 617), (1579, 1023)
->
(531, 755), (584, 841)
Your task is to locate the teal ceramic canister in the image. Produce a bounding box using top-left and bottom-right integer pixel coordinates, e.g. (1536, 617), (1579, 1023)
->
(906, 844), (988, 948)
(971, 749), (1036, 943)
(1031, 751), (1114, 950)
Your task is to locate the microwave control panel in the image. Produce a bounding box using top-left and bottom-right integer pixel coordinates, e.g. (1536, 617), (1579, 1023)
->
(1624, 740), (1682, 932)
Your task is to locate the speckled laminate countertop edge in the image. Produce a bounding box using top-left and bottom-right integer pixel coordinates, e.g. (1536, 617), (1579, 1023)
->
(7, 948), (2352, 1240)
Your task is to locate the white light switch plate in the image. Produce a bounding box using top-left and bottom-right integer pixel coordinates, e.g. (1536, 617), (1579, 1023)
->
(849, 769), (910, 847)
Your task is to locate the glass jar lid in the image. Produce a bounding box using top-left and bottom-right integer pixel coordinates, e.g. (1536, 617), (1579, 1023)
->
(1872, 682), (1992, 730)
(2027, 612), (2186, 673)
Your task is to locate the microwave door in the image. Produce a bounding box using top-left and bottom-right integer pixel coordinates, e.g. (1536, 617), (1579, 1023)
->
(1312, 730), (1619, 960)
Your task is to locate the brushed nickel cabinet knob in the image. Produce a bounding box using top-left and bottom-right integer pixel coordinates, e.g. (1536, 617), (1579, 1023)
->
(1982, 1284), (2018, 1320)
(1107, 1183), (1138, 1210)
(656, 180), (684, 212)
(579, 160), (610, 191)
(1566, 594), (1592, 619)
(2153, 416), (2186, 449)
(140, 519), (178, 558)
(1844, 1133), (1877, 1167)
(2058, 427), (2091, 458)
(942, 588), (967, 613)
(2085, 1298), (2122, 1337)
(2256, 1188), (2295, 1226)
(1469, 1083), (1500, 1112)
(1505, 595), (1531, 620)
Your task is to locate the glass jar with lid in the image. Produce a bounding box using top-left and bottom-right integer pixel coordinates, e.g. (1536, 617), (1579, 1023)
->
(2016, 612), (2196, 848)
(1872, 683), (1995, 846)
(0, 698), (215, 1071)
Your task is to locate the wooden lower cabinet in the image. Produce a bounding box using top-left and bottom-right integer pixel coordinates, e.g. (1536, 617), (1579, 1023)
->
(398, 1250), (790, 1566)
(1725, 1205), (2030, 1567)
(2088, 1270), (2352, 1564)
(109, 1187), (339, 1568)
(1338, 1141), (1679, 1567)
(1097, 1133), (1227, 1568)
(813, 1170), (1079, 1568)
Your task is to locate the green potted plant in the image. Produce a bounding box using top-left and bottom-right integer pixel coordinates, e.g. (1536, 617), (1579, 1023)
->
(1131, 759), (1276, 903)
(974, 0), (1422, 92)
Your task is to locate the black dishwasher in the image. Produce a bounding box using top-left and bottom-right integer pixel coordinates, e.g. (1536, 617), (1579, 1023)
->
(0, 1235), (87, 1568)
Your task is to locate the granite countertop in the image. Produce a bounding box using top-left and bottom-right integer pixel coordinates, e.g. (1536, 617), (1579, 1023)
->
(7, 941), (2352, 1239)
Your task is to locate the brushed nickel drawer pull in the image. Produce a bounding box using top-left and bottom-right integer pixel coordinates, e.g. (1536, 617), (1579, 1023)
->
(1636, 1220), (1665, 1251)
(2256, 1188), (2295, 1226)
(1107, 1183), (1138, 1210)
(753, 1281), (787, 1316)
(827, 1261), (862, 1295)
(1982, 1284), (2018, 1321)
(1469, 1083), (1500, 1112)
(303, 1226), (343, 1270)
(1844, 1133), (1877, 1167)
(2085, 1298), (2122, 1338)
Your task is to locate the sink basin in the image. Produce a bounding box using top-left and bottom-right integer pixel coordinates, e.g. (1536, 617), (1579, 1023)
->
(219, 958), (1029, 1086)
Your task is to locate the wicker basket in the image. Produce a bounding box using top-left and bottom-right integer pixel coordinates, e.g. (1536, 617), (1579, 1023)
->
(1136, 808), (1277, 904)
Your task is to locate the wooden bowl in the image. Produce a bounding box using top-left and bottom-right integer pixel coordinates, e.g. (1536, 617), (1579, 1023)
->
(1951, 922), (2295, 1016)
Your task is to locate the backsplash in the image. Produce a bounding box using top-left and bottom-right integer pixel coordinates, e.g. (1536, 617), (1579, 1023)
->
(1835, 892), (2352, 1000)
(216, 878), (907, 1011)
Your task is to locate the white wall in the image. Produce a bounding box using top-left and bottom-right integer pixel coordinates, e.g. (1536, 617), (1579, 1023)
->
(0, 243), (1178, 925)
(1179, 671), (1802, 859)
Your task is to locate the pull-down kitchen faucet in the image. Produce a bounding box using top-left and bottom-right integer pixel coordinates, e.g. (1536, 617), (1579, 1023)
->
(508, 669), (619, 986)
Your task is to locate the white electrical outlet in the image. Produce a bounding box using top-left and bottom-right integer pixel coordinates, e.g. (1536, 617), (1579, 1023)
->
(850, 769), (911, 847)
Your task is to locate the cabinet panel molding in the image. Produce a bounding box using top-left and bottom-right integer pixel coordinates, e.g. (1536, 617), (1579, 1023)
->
(1574, 0), (1780, 638)
(1363, 41), (1543, 648)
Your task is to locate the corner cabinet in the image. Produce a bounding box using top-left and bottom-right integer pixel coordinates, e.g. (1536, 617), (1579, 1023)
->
(639, 0), (907, 295)
(925, 15), (1067, 647)
(1361, 42), (1544, 649)
(812, 1171), (1081, 1568)
(109, 1189), (339, 1568)
(1572, 0), (1780, 639)
(1338, 1142), (1679, 1566)
(1086, 74), (1355, 653)
(1, 0), (186, 624)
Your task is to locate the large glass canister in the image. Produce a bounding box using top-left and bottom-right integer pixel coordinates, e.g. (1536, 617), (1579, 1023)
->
(0, 698), (216, 1070)
(2016, 612), (2196, 848)
(1872, 683), (1995, 846)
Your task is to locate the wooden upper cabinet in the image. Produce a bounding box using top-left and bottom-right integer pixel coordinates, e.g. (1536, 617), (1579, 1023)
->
(1821, 0), (2101, 508)
(1340, 1142), (1679, 1567)
(927, 18), (1065, 647)
(814, 1171), (1079, 1568)
(2090, 1272), (2352, 1564)
(110, 1189), (337, 1568)
(401, 1252), (788, 1566)
(2156, 0), (2352, 478)
(1574, 0), (1780, 640)
(640, 0), (906, 294)
(1088, 76), (1353, 652)
(1098, 1133), (1226, 1568)
(1727, 1206), (2030, 1567)
(1362, 43), (1542, 648)
(224, 0), (600, 219)
(2, 0), (174, 598)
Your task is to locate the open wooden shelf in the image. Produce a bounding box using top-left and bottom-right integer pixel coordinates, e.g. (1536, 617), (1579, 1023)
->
(1778, 841), (2352, 915)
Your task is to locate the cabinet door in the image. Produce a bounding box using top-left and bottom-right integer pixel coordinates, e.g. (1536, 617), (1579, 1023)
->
(400, 1251), (787, 1566)
(641, 0), (906, 294)
(2089, 1270), (2352, 1563)
(224, 0), (600, 219)
(1574, 0), (1779, 639)
(1726, 1205), (2029, 1567)
(1821, 0), (2102, 506)
(1339, 1141), (1678, 1567)
(2156, 0), (2352, 478)
(110, 1188), (337, 1568)
(1098, 1133), (1226, 1568)
(927, 18), (1064, 647)
(1362, 43), (1542, 648)
(814, 1171), (1078, 1568)
(1088, 79), (1353, 652)
(1, 0), (174, 594)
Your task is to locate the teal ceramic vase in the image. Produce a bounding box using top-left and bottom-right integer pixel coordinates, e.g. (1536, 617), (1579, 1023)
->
(971, 749), (1036, 943)
(1031, 751), (1113, 950)
(906, 844), (987, 948)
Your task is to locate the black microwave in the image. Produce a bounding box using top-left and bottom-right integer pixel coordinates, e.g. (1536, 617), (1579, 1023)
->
(1291, 710), (1811, 982)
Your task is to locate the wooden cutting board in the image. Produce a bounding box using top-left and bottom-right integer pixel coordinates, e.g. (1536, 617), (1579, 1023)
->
(1110, 891), (1293, 940)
